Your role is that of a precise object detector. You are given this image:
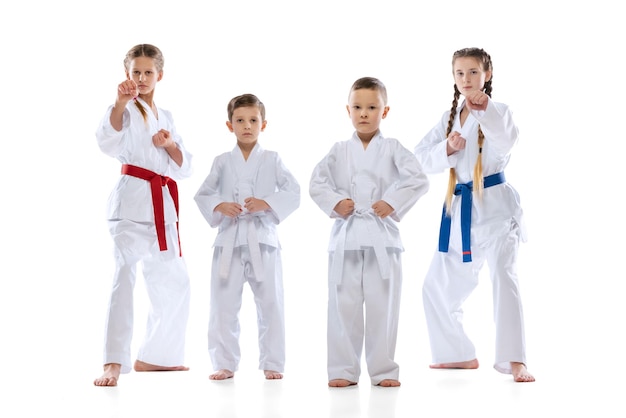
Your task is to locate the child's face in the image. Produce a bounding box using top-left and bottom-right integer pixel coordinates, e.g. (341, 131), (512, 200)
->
(226, 106), (267, 146)
(346, 88), (389, 141)
(126, 56), (162, 95)
(453, 56), (491, 96)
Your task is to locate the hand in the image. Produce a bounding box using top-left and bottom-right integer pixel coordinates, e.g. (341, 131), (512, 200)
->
(215, 202), (243, 217)
(244, 197), (270, 213)
(372, 200), (393, 218)
(464, 91), (489, 111)
(334, 198), (354, 217)
(116, 79), (138, 104)
(152, 129), (174, 149)
(446, 131), (466, 155)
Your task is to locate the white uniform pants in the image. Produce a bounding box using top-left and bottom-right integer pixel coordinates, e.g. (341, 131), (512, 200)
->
(209, 245), (285, 373)
(422, 219), (527, 374)
(327, 248), (402, 385)
(103, 219), (190, 374)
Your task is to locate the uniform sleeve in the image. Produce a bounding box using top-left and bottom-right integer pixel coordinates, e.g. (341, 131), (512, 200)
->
(470, 100), (519, 157)
(309, 143), (348, 218)
(95, 105), (130, 157)
(167, 141), (193, 179)
(162, 109), (193, 179)
(261, 153), (301, 223)
(194, 156), (226, 228)
(382, 140), (430, 221)
(414, 110), (457, 174)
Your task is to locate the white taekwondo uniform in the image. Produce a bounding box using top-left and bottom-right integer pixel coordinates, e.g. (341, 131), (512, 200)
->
(195, 143), (300, 373)
(310, 131), (429, 384)
(414, 98), (529, 374)
(96, 98), (192, 373)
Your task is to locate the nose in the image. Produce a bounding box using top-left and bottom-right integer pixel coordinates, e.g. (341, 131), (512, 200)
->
(360, 109), (368, 118)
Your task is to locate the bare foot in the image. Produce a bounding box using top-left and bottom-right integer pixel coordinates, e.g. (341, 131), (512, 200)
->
(94, 363), (121, 386)
(328, 379), (357, 387)
(377, 379), (401, 387)
(511, 362), (535, 382)
(264, 370), (283, 380)
(429, 358), (479, 369)
(134, 360), (189, 372)
(209, 369), (234, 380)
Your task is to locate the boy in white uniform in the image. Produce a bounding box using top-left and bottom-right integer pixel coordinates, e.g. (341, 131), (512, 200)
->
(195, 94), (300, 380)
(94, 44), (192, 386)
(310, 77), (429, 387)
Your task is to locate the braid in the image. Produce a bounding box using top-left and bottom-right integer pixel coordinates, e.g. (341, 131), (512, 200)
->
(473, 127), (485, 197)
(446, 47), (494, 201)
(445, 85), (461, 214)
(443, 48), (495, 211)
(473, 75), (493, 198)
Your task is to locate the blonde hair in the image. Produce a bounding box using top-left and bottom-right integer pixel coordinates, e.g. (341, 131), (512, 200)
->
(123, 44), (164, 122)
(445, 48), (493, 213)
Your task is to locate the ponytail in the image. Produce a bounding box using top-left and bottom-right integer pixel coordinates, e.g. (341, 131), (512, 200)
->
(134, 98), (148, 122)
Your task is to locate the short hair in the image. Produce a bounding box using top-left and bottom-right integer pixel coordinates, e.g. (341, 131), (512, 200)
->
(227, 94), (266, 121)
(349, 77), (388, 105)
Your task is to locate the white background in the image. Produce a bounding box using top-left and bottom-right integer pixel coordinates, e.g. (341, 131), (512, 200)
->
(0, 1), (623, 416)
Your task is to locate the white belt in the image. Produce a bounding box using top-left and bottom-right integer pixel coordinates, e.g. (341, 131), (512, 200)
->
(218, 213), (264, 281)
(330, 209), (391, 284)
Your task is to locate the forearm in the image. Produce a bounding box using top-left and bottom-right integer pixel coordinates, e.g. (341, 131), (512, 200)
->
(109, 101), (128, 131)
(165, 143), (183, 166)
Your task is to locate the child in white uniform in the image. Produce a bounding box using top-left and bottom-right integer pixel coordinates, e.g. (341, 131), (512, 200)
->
(195, 94), (300, 380)
(94, 44), (192, 386)
(310, 77), (429, 387)
(414, 47), (535, 382)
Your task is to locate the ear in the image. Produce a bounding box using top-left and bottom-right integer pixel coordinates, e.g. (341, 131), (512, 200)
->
(125, 70), (131, 80)
(346, 104), (351, 117)
(261, 120), (268, 131)
(157, 71), (163, 82)
(382, 106), (390, 119)
(485, 70), (492, 83)
(226, 121), (234, 132)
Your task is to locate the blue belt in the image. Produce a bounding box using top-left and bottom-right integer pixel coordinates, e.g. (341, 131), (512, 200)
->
(438, 172), (506, 262)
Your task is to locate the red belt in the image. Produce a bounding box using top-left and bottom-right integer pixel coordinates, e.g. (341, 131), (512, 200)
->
(121, 164), (181, 256)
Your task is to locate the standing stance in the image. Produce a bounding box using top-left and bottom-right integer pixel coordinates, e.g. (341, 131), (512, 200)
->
(414, 47), (535, 382)
(310, 77), (429, 387)
(94, 44), (192, 386)
(195, 94), (300, 381)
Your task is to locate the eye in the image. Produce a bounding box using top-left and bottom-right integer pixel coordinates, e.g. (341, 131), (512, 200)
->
(369, 106), (377, 110)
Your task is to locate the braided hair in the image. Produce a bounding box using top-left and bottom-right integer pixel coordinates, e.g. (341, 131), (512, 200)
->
(444, 47), (493, 213)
